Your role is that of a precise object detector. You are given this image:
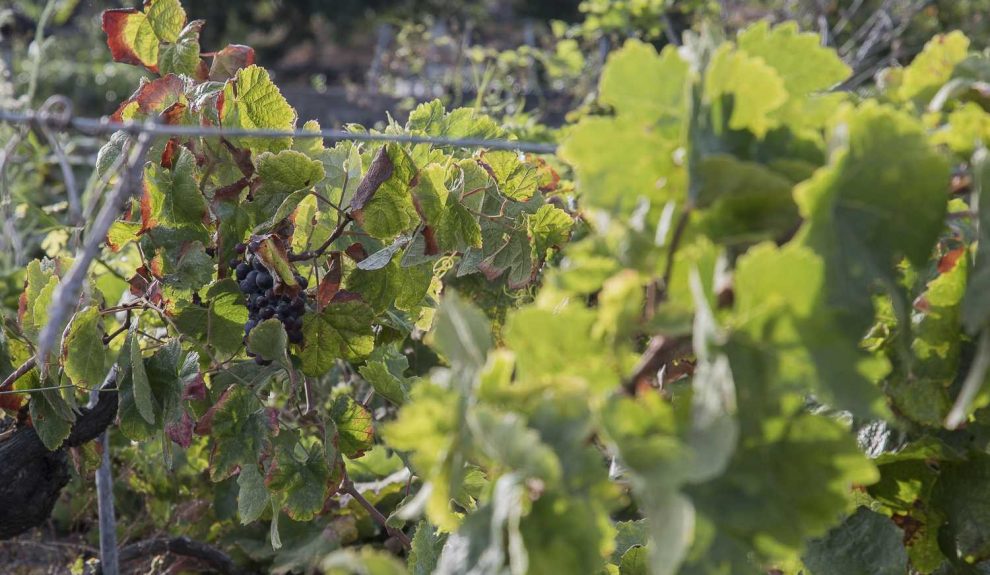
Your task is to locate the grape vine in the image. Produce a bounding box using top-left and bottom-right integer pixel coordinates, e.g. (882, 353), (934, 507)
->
(2, 1), (990, 574)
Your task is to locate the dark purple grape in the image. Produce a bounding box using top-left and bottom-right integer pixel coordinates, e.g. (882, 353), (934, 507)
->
(239, 279), (254, 293)
(253, 259), (266, 272)
(264, 288), (276, 300)
(248, 239), (261, 253)
(235, 263), (251, 281)
(290, 297), (305, 312)
(245, 270), (258, 285)
(295, 274), (308, 289)
(276, 302), (291, 316)
(260, 306), (275, 319)
(228, 258), (240, 269)
(244, 319), (257, 334)
(288, 330), (303, 344)
(235, 243), (246, 254)
(256, 271), (273, 289)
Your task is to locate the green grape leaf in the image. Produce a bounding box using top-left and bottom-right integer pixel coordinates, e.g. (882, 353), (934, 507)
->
(219, 65), (296, 152)
(561, 116), (684, 214)
(346, 260), (433, 313)
(107, 221), (143, 252)
(431, 291), (492, 371)
(688, 407), (879, 565)
(248, 318), (289, 366)
(478, 229), (534, 289)
(141, 147), (208, 232)
(733, 243), (889, 417)
(237, 463), (270, 525)
(19, 260), (57, 341)
(358, 345), (412, 406)
(266, 438), (332, 521)
(479, 151), (538, 201)
(253, 149), (325, 217)
(963, 149), (990, 333)
(705, 44), (788, 138)
(299, 301), (375, 377)
(933, 452), (990, 563)
(898, 31), (970, 103)
(411, 163), (449, 225)
(353, 144), (419, 240)
(472, 407), (561, 482)
(409, 522), (446, 575)
(613, 520), (649, 562)
(96, 131), (130, 178)
(505, 306), (617, 393)
(796, 102), (948, 334)
(29, 391), (73, 451)
(802, 507), (908, 575)
(322, 549), (408, 575)
(206, 385), (273, 481)
(164, 241), (214, 292)
(619, 545), (648, 575)
(694, 155), (798, 243)
(599, 40), (688, 128)
(330, 395), (374, 458)
(889, 251), (966, 425)
(130, 333), (155, 425)
(158, 20), (203, 78)
(526, 204), (572, 261)
(173, 279), (249, 358)
(63, 307), (110, 390)
(738, 22), (851, 98)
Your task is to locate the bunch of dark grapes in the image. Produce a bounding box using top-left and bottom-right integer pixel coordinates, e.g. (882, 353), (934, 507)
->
(230, 242), (309, 364)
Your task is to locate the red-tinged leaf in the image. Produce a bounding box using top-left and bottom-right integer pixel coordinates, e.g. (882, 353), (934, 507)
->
(161, 138), (179, 169)
(128, 271), (150, 298)
(111, 74), (185, 122)
(166, 410), (195, 448)
(350, 146), (393, 212)
(161, 101), (187, 125)
(214, 176), (250, 202)
(317, 252), (342, 307)
(209, 44), (255, 81)
(331, 290), (363, 304)
(527, 154), (561, 193)
(182, 374), (206, 400)
(103, 9), (159, 72)
(345, 243), (368, 262)
(938, 247), (966, 274)
(140, 180), (156, 231)
(330, 396), (374, 458)
(0, 392), (25, 412)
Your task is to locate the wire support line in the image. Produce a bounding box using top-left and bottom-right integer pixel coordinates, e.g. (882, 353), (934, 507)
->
(0, 107), (559, 154)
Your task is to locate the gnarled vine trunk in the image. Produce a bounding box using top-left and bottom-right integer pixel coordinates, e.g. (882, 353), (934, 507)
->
(0, 387), (118, 539)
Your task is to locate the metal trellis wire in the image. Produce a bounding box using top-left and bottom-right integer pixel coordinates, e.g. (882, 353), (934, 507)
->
(0, 105), (560, 154)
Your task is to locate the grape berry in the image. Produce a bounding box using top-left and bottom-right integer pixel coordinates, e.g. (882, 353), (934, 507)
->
(233, 242), (309, 364)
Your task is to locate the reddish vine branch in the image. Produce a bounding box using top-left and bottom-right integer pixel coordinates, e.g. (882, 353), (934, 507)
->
(341, 475), (412, 549)
(288, 213), (354, 261)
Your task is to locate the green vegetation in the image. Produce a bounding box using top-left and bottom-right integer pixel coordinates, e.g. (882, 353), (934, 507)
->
(3, 0), (990, 574)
